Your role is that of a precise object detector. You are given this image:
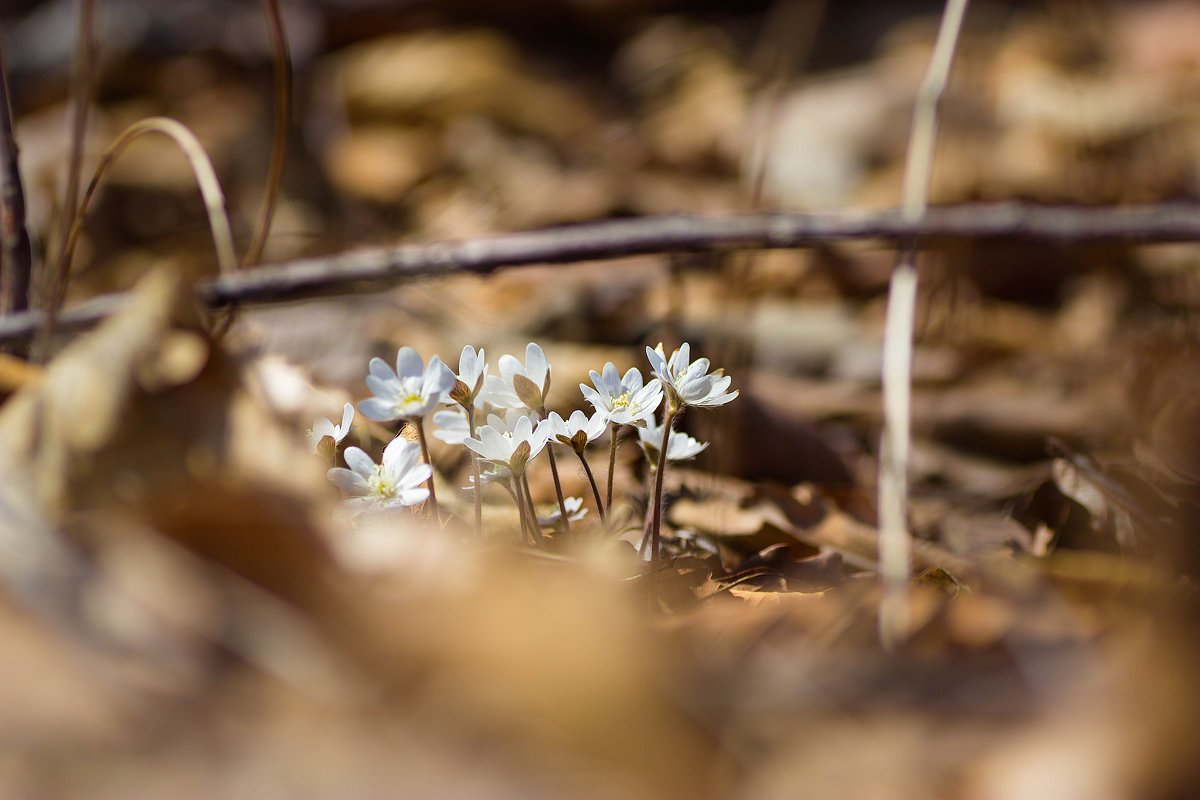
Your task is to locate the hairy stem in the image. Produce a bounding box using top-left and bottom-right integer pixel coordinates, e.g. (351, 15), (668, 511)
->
(413, 418), (438, 521)
(520, 472), (544, 546)
(606, 422), (619, 513)
(539, 406), (570, 532)
(468, 405), (482, 538)
(576, 450), (606, 523)
(648, 409), (678, 606)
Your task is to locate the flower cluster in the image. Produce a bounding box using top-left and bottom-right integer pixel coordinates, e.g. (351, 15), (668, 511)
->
(313, 341), (737, 549)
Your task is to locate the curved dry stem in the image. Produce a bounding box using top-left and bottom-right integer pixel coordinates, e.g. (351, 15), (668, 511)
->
(49, 0), (96, 308)
(244, 0), (292, 267)
(878, 0), (969, 651)
(56, 116), (238, 313)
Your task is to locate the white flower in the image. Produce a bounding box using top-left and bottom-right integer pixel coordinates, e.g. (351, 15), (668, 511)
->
(328, 436), (432, 511)
(359, 347), (456, 422)
(463, 462), (511, 490)
(308, 402), (354, 454)
(542, 409), (608, 454)
(448, 345), (488, 409)
(580, 363), (663, 427)
(463, 412), (549, 475)
(638, 420), (709, 463)
(431, 407), (471, 445)
(538, 496), (588, 527)
(646, 342), (738, 411)
(485, 342), (551, 410)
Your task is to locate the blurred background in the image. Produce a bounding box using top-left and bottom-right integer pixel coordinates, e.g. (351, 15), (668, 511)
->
(4, 1), (1200, 798)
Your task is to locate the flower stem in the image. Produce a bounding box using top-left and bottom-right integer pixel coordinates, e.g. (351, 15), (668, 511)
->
(541, 408), (570, 532)
(414, 418), (439, 521)
(468, 405), (482, 538)
(648, 409), (677, 606)
(520, 472), (544, 546)
(576, 450), (606, 523)
(511, 474), (536, 546)
(606, 422), (619, 513)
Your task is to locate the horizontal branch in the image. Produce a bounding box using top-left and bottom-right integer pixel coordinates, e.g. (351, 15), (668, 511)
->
(4, 202), (1200, 343)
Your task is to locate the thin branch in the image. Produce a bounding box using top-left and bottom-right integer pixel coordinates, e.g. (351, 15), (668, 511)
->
(243, 0), (292, 267)
(0, 202), (1199, 344)
(0, 39), (32, 323)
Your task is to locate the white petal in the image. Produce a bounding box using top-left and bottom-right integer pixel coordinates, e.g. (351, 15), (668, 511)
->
(525, 342), (549, 388)
(367, 357), (396, 382)
(312, 417), (335, 440)
(621, 367), (643, 391)
(497, 354), (523, 381)
(580, 383), (604, 411)
(394, 346), (424, 379)
(382, 436), (421, 476)
(338, 402), (355, 433)
(365, 374), (399, 400)
(646, 345), (666, 375)
(566, 409), (589, 432)
(423, 355), (455, 396)
(399, 463), (433, 490)
(394, 486), (430, 507)
(328, 467), (369, 495)
(479, 426), (513, 460)
(343, 446), (377, 478)
(358, 397), (398, 422)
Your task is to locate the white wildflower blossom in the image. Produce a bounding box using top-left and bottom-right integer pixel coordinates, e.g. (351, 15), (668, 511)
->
(580, 363), (663, 427)
(538, 496), (587, 527)
(542, 409), (608, 455)
(485, 342), (551, 411)
(447, 345), (488, 409)
(463, 412), (549, 475)
(359, 346), (456, 422)
(308, 402), (354, 454)
(328, 436), (432, 511)
(646, 342), (738, 412)
(463, 462), (511, 490)
(431, 406), (471, 445)
(638, 420), (709, 464)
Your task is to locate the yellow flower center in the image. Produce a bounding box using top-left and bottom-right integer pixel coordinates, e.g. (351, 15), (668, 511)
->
(368, 468), (396, 499)
(611, 391), (632, 409)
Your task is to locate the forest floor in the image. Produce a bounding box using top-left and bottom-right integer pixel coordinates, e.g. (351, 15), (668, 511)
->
(2, 1), (1200, 798)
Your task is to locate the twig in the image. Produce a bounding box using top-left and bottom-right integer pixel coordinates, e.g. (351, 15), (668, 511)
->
(0, 40), (32, 326)
(878, 0), (969, 651)
(2, 202), (1200, 344)
(47, 0), (97, 317)
(243, 0), (292, 267)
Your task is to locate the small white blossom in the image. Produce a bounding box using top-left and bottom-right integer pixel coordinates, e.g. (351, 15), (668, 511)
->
(538, 496), (588, 527)
(359, 346), (456, 422)
(542, 409), (608, 454)
(463, 412), (549, 475)
(431, 407), (471, 445)
(580, 363), (663, 427)
(308, 402), (354, 454)
(485, 342), (551, 410)
(328, 436), (432, 511)
(447, 345), (488, 409)
(647, 342), (738, 412)
(638, 420), (709, 464)
(463, 462), (511, 490)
